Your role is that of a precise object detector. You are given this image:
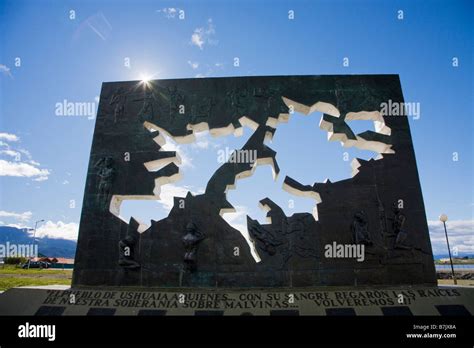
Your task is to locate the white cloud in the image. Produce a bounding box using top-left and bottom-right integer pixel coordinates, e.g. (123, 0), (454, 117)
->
(428, 219), (474, 254)
(190, 18), (217, 50)
(18, 148), (32, 159)
(0, 149), (33, 162)
(62, 180), (70, 185)
(0, 159), (50, 181)
(33, 221), (79, 241)
(5, 223), (29, 229)
(157, 184), (204, 211)
(82, 12), (112, 41)
(0, 133), (48, 181)
(0, 149), (20, 158)
(222, 205), (248, 226)
(191, 132), (211, 149)
(0, 133), (19, 142)
(0, 210), (32, 222)
(2, 218), (95, 243)
(193, 140), (209, 149)
(187, 60), (199, 70)
(192, 62), (225, 78)
(0, 64), (13, 79)
(161, 135), (193, 168)
(158, 7), (182, 19)
(191, 32), (205, 49)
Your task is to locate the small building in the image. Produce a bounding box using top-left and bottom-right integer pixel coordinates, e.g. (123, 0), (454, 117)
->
(34, 256), (74, 269)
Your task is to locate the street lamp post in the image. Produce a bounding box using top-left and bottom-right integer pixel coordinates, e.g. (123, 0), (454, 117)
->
(28, 219), (44, 270)
(439, 214), (457, 285)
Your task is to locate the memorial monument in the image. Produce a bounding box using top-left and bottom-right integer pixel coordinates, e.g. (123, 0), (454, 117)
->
(72, 75), (437, 288)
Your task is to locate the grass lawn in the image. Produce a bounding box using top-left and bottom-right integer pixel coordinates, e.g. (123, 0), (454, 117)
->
(437, 279), (474, 286)
(0, 265), (472, 291)
(0, 277), (72, 291)
(0, 265), (71, 275)
(0, 265), (72, 291)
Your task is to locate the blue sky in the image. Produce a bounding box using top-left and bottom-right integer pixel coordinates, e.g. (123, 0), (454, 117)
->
(0, 0), (472, 255)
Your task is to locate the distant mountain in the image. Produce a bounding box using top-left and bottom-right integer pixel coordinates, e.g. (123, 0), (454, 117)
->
(0, 226), (77, 258)
(433, 253), (474, 260)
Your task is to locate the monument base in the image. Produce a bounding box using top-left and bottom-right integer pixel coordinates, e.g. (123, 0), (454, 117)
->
(0, 285), (472, 316)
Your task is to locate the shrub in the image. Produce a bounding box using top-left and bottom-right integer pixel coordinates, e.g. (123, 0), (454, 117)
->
(3, 257), (28, 265)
